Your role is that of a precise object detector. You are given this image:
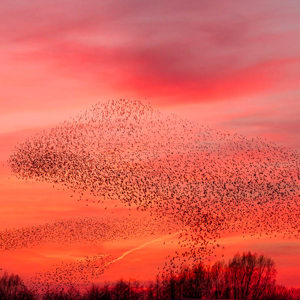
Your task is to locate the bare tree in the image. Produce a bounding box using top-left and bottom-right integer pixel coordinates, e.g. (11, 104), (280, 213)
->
(0, 271), (33, 299)
(226, 252), (276, 300)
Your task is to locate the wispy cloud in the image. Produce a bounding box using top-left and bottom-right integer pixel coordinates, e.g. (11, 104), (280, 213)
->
(0, 0), (299, 146)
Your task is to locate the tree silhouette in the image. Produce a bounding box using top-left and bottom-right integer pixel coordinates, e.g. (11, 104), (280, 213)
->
(84, 284), (111, 300)
(226, 252), (276, 300)
(0, 252), (299, 299)
(0, 271), (33, 299)
(154, 252), (290, 300)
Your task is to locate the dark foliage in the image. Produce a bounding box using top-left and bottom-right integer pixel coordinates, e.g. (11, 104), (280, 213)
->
(1, 252), (299, 299)
(153, 252), (299, 299)
(0, 272), (34, 299)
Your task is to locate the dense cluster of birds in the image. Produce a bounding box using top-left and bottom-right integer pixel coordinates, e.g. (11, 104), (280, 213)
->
(30, 254), (111, 294)
(0, 216), (177, 251)
(7, 99), (300, 290)
(0, 213), (178, 291)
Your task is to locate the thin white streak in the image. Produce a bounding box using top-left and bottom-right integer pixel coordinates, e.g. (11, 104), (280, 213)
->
(104, 231), (181, 268)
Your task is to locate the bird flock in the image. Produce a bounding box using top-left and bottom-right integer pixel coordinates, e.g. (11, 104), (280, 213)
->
(6, 99), (300, 290)
(0, 216), (177, 251)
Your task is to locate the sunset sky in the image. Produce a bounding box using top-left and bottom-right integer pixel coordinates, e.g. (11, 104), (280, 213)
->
(0, 0), (299, 290)
(1, 0), (299, 147)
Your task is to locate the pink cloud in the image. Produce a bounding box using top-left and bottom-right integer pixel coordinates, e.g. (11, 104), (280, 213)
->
(0, 0), (299, 142)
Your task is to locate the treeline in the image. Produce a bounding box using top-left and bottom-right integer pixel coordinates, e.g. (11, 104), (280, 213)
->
(1, 252), (299, 299)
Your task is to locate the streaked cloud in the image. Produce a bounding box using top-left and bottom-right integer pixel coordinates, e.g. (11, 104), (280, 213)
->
(1, 0), (299, 145)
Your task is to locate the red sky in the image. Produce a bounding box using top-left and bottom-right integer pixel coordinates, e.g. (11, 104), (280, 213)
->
(0, 0), (299, 289)
(0, 0), (299, 148)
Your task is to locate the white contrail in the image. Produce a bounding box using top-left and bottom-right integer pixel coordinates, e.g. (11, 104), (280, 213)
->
(103, 231), (181, 268)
